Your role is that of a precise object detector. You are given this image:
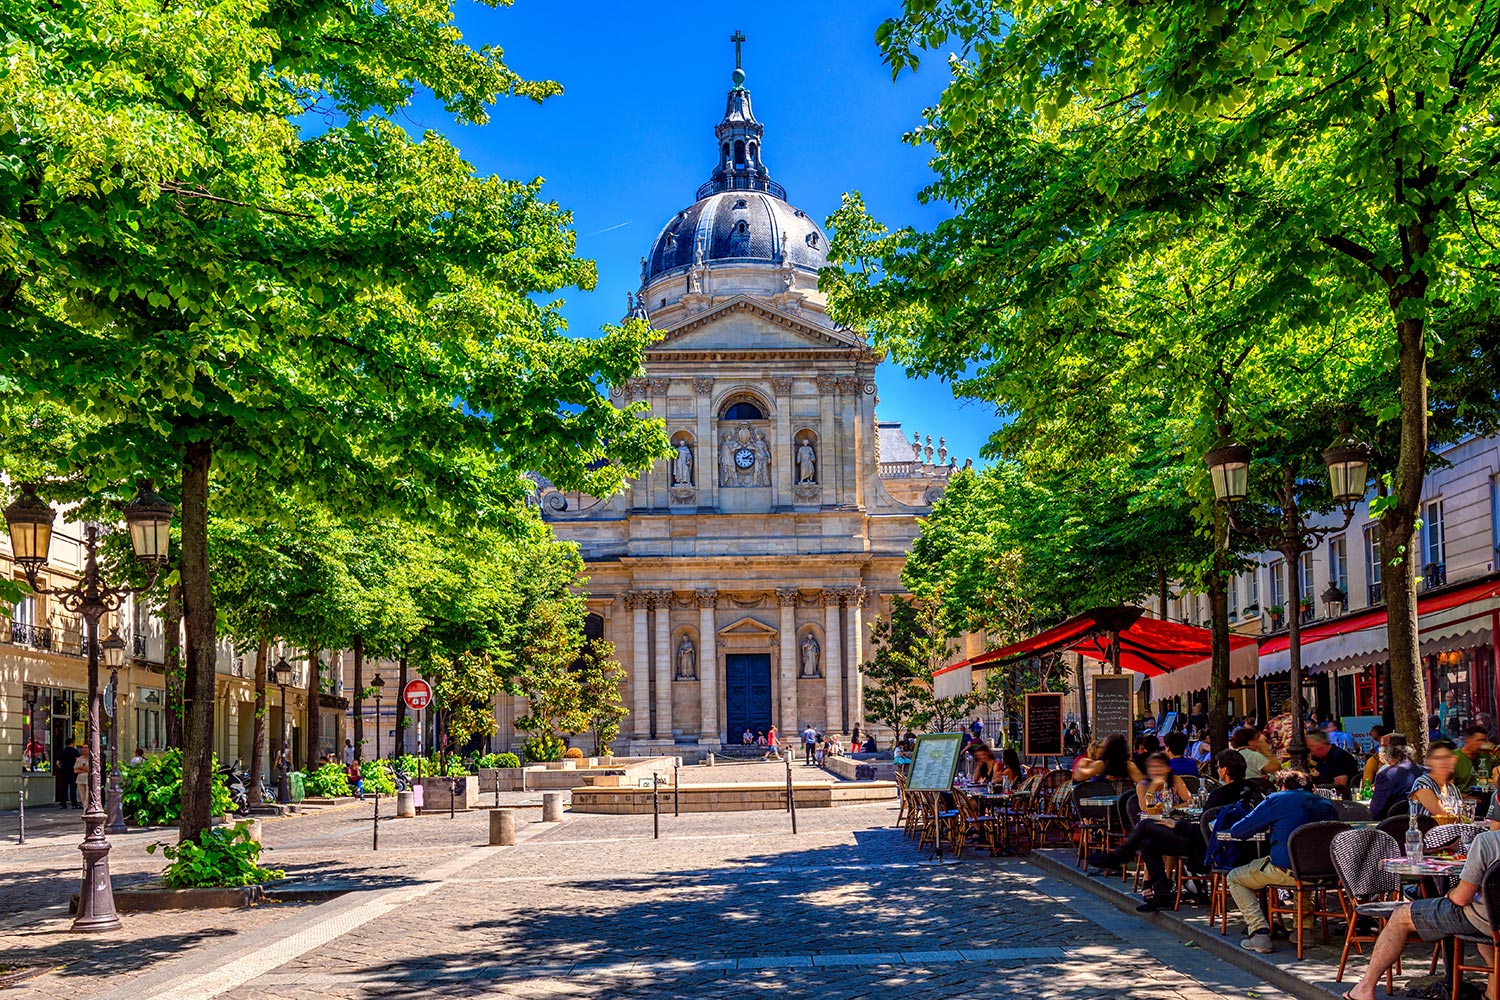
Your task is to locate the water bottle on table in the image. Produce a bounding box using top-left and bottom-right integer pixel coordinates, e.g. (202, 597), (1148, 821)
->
(1405, 811), (1423, 861)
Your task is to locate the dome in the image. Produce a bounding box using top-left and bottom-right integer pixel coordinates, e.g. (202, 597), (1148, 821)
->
(644, 191), (829, 285)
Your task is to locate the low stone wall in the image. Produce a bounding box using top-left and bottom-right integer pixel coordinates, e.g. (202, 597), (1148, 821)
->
(486, 757), (672, 791)
(569, 780), (898, 815)
(821, 756), (897, 782)
(420, 775), (478, 812)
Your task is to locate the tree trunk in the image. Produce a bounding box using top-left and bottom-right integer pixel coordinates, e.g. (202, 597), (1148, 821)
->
(1385, 308), (1431, 754)
(249, 631), (268, 805)
(305, 648), (320, 768)
(352, 635), (364, 760)
(163, 583), (183, 749)
(1207, 508), (1231, 753)
(396, 653), (408, 756)
(178, 438), (217, 843)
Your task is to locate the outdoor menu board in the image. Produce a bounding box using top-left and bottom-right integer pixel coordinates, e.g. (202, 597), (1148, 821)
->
(906, 732), (966, 791)
(1024, 693), (1065, 757)
(1093, 674), (1135, 743)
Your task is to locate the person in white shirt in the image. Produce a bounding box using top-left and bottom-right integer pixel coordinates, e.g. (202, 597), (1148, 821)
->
(342, 739), (356, 765)
(801, 726), (818, 766)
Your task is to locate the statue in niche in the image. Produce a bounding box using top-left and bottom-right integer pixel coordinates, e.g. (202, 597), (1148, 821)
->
(751, 428), (772, 486)
(672, 439), (694, 486)
(718, 429), (739, 486)
(675, 636), (697, 680)
(800, 633), (821, 678)
(795, 437), (817, 484)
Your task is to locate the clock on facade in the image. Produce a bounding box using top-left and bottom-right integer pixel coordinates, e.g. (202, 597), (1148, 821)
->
(734, 447), (756, 470)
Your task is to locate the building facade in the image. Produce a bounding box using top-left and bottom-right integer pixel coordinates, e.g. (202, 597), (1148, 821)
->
(526, 55), (952, 754)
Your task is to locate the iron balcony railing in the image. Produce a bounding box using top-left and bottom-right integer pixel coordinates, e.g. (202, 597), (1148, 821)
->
(133, 634), (148, 659)
(1368, 582), (1384, 605)
(10, 622), (52, 650)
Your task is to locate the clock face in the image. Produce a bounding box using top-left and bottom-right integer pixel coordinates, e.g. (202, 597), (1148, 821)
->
(734, 447), (756, 470)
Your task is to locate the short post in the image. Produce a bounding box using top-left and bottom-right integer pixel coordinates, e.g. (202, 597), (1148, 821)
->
(395, 789), (415, 818)
(786, 756), (798, 834)
(542, 792), (563, 823)
(372, 792), (380, 851)
(652, 775), (661, 840)
(706, 752), (714, 767)
(489, 808), (516, 846)
(449, 776), (456, 820)
(17, 771), (25, 845)
(673, 758), (680, 818)
(494, 769), (501, 809)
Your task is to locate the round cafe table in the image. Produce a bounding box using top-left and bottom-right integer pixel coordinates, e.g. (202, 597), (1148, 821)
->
(1382, 857), (1468, 976)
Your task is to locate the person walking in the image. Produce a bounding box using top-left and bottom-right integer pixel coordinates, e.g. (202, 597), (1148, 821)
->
(765, 725), (780, 761)
(342, 739), (356, 766)
(802, 725), (818, 765)
(55, 737), (81, 808)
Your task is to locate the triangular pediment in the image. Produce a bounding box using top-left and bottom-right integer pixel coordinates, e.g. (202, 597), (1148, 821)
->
(650, 296), (870, 356)
(717, 615), (779, 638)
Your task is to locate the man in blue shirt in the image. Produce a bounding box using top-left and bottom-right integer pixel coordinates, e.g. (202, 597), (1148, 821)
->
(1225, 769), (1338, 953)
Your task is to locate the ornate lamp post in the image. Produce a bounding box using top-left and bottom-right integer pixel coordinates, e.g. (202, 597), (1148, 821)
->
(101, 628), (128, 834)
(272, 657), (293, 804)
(1205, 426), (1370, 772)
(4, 481), (173, 932)
(371, 673), (385, 760)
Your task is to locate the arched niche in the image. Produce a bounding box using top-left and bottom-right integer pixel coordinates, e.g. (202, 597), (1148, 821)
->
(715, 389), (774, 492)
(796, 625), (824, 680)
(668, 430), (696, 489)
(793, 428), (820, 485)
(671, 626), (700, 681)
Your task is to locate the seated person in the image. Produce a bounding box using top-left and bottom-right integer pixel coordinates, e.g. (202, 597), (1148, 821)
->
(1225, 770), (1338, 954)
(1085, 752), (1193, 911)
(1072, 741), (1106, 782)
(1456, 723), (1490, 790)
(1411, 742), (1466, 821)
(1164, 732), (1200, 777)
(1343, 828), (1500, 1000)
(862, 734), (876, 753)
(1361, 725), (1388, 785)
(1230, 726), (1281, 779)
(969, 745), (999, 784)
(1369, 736), (1422, 821)
(998, 747), (1025, 786)
(1305, 729), (1361, 793)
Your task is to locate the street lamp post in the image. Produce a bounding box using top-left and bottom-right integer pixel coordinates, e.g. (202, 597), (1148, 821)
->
(102, 629), (127, 834)
(371, 674), (385, 760)
(272, 657), (293, 804)
(4, 481), (173, 933)
(1205, 426), (1370, 773)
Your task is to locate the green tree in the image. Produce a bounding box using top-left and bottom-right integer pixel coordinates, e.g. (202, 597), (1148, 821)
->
(836, 0), (1500, 752)
(1, 0), (668, 840)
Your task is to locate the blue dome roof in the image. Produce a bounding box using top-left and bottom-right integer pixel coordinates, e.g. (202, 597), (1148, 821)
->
(644, 191), (829, 285)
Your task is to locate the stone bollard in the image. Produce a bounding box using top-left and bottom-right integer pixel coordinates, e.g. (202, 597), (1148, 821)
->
(706, 752), (714, 767)
(542, 792), (564, 823)
(489, 808), (516, 846)
(395, 790), (416, 818)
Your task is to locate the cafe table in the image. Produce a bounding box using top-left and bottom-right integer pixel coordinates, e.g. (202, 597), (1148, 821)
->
(1382, 856), (1468, 976)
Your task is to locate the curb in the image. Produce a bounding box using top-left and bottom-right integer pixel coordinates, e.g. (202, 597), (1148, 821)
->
(1028, 851), (1341, 1000)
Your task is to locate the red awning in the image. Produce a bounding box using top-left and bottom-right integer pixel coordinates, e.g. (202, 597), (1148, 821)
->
(1259, 577), (1500, 657)
(936, 606), (1257, 679)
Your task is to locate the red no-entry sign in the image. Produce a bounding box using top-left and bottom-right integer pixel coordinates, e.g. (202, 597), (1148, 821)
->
(402, 679), (433, 710)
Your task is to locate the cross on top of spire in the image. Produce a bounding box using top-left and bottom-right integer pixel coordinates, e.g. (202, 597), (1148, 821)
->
(730, 30), (747, 88)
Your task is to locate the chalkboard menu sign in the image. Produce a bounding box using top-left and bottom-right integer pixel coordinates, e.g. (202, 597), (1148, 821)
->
(1093, 675), (1135, 742)
(906, 733), (966, 791)
(1024, 693), (1065, 757)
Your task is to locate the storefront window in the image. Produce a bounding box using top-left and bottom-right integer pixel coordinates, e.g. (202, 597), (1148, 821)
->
(1429, 644), (1496, 738)
(21, 685), (86, 771)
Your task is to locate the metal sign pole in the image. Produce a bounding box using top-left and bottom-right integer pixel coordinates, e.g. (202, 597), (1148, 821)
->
(372, 791), (379, 851)
(786, 756), (798, 834)
(673, 758), (680, 817)
(652, 775), (661, 840)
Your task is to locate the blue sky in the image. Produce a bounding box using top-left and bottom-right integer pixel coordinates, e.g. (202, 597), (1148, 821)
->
(406, 0), (1001, 466)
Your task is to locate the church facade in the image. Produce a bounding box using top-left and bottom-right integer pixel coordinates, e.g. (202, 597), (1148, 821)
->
(523, 48), (954, 754)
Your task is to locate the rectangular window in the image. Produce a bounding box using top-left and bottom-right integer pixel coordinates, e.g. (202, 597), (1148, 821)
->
(1330, 536), (1349, 596)
(1247, 569), (1260, 610)
(1492, 475), (1499, 558)
(1300, 550), (1316, 614)
(1270, 558), (1285, 613)
(1423, 499), (1446, 586)
(1228, 575), (1239, 621)
(1365, 524), (1383, 604)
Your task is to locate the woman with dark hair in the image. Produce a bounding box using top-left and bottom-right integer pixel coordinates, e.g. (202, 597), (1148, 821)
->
(1101, 734), (1145, 784)
(968, 744), (1000, 784)
(1088, 752), (1193, 909)
(999, 747), (1024, 786)
(1134, 734), (1162, 773)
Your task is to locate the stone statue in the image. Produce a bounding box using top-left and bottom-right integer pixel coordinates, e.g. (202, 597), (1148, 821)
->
(718, 430), (738, 486)
(800, 633), (820, 678)
(751, 428), (772, 486)
(672, 439), (693, 486)
(675, 636), (697, 680)
(688, 264), (702, 294)
(795, 438), (817, 484)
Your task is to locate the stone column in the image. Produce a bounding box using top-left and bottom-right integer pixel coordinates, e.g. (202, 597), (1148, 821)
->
(697, 590), (719, 742)
(694, 378), (715, 510)
(816, 374), (839, 506)
(653, 592), (672, 740)
(772, 376), (793, 510)
(823, 590), (843, 734)
(626, 592), (652, 739)
(776, 588), (799, 736)
(649, 378), (672, 509)
(845, 587), (867, 733)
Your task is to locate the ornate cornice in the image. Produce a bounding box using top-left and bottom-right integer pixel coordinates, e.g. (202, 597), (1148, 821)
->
(652, 297), (873, 358)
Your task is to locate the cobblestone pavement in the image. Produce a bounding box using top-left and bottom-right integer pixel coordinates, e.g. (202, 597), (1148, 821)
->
(1, 784), (1287, 1000)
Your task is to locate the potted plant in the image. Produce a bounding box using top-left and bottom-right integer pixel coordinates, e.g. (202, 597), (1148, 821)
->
(1299, 596), (1314, 621)
(1242, 603), (1260, 618)
(1268, 604), (1285, 629)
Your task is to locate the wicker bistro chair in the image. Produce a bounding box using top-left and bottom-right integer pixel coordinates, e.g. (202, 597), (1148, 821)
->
(1269, 820), (1352, 958)
(1030, 769), (1074, 847)
(1448, 859), (1500, 1000)
(1073, 779), (1127, 867)
(1424, 822), (1489, 855)
(895, 771), (911, 831)
(1378, 812), (1438, 844)
(951, 788), (1000, 859)
(1331, 827), (1410, 990)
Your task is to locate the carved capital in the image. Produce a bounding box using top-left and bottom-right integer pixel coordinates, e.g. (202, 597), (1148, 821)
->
(821, 589), (842, 609)
(648, 377), (672, 396)
(693, 377), (714, 396)
(695, 589), (718, 610)
(815, 373), (839, 395)
(837, 375), (863, 395)
(624, 377), (649, 402)
(625, 591), (653, 612)
(771, 376), (793, 395)
(844, 586), (868, 609)
(776, 587), (800, 608)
